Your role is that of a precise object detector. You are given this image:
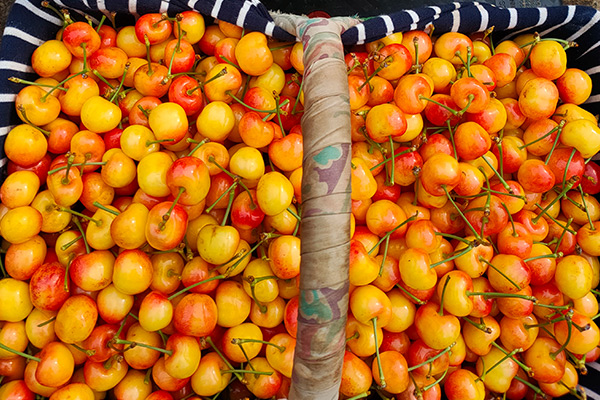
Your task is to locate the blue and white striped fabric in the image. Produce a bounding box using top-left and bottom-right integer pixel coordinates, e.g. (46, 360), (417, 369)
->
(2, 0), (600, 162)
(0, 1), (599, 397)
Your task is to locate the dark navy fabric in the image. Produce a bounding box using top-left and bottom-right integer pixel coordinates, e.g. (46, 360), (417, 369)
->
(0, 1), (598, 397)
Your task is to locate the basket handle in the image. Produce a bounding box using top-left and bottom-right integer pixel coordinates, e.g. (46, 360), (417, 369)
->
(271, 15), (357, 400)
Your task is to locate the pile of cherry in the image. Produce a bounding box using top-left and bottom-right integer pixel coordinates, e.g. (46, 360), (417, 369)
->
(0, 4), (599, 400)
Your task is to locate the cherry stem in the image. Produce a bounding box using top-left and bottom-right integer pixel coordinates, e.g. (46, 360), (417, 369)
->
(209, 158), (256, 210)
(219, 55), (240, 70)
(443, 185), (482, 240)
(146, 138), (175, 146)
(370, 146), (418, 172)
(41, 1), (69, 24)
(221, 189), (235, 226)
(204, 337), (244, 382)
(158, 187), (185, 230)
(287, 207), (301, 222)
(435, 232), (471, 244)
(481, 171), (494, 242)
(554, 218), (574, 256)
(288, 78), (303, 116)
(245, 275), (278, 314)
(371, 317), (386, 389)
(346, 53), (361, 76)
(534, 204), (576, 235)
(9, 77), (68, 92)
(407, 342), (456, 372)
(514, 376), (546, 398)
(368, 213), (418, 255)
(71, 343), (96, 357)
(438, 275), (451, 316)
(523, 252), (562, 262)
(455, 188), (525, 200)
(502, 203), (518, 237)
(94, 14), (106, 32)
(560, 382), (584, 400)
(15, 105), (52, 136)
(268, 43), (294, 51)
(61, 207), (101, 228)
(112, 315), (130, 343)
(545, 121), (565, 165)
(205, 182), (237, 213)
(378, 235), (391, 276)
(478, 257), (521, 290)
(165, 21), (182, 80)
(481, 156), (512, 193)
(168, 274), (227, 301)
(109, 62), (130, 103)
(358, 55), (392, 92)
(236, 342), (254, 369)
(71, 216), (91, 255)
(221, 369), (273, 376)
(568, 353), (588, 375)
(113, 339), (172, 356)
(48, 161), (106, 175)
(395, 284), (426, 305)
(418, 95), (460, 116)
(490, 342), (532, 374)
(36, 316), (56, 328)
(573, 322), (591, 332)
(144, 367), (152, 384)
(578, 186), (596, 231)
(346, 331), (360, 343)
(92, 70), (115, 89)
(430, 244), (473, 269)
(0, 343), (40, 362)
(412, 37), (422, 73)
(144, 35), (153, 76)
(138, 105), (151, 119)
(466, 292), (531, 303)
(103, 353), (124, 370)
(496, 133), (506, 177)
(186, 137), (210, 156)
(463, 316), (492, 333)
(227, 91), (289, 115)
(525, 319), (564, 329)
(477, 347), (522, 382)
(346, 392), (370, 400)
(385, 136), (397, 186)
(557, 187), (585, 211)
(518, 121), (564, 150)
(446, 120), (458, 160)
(231, 338), (285, 353)
(532, 178), (577, 224)
(41, 52), (88, 101)
(458, 94), (475, 116)
(275, 95), (287, 137)
(455, 46), (473, 78)
(518, 33), (543, 49)
(549, 318), (571, 360)
(360, 127), (386, 156)
(92, 202), (120, 216)
(423, 367), (448, 392)
(561, 148), (577, 190)
(408, 372), (424, 399)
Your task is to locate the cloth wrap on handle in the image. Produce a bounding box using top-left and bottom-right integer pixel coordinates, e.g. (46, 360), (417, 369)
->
(269, 14), (357, 400)
(1, 1), (600, 399)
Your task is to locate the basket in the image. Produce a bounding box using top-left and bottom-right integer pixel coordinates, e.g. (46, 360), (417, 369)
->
(0, 0), (599, 399)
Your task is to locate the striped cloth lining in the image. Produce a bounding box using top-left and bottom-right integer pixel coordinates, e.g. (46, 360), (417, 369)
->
(0, 1), (598, 397)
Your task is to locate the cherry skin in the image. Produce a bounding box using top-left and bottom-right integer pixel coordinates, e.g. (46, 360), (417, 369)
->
(339, 351), (373, 398)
